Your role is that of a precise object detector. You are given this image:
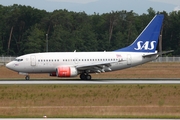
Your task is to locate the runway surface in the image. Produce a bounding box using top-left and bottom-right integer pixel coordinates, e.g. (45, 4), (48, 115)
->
(0, 79), (180, 84)
(0, 118), (179, 120)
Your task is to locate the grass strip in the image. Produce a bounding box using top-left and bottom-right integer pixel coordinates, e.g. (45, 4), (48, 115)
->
(0, 84), (180, 118)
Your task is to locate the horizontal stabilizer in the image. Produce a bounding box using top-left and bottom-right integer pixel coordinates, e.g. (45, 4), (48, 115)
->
(142, 50), (174, 58)
(157, 50), (174, 56)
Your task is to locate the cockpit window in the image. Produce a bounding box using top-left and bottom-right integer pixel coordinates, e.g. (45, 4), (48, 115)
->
(14, 59), (23, 62)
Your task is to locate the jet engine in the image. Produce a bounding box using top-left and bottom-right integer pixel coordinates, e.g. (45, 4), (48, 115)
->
(56, 66), (78, 77)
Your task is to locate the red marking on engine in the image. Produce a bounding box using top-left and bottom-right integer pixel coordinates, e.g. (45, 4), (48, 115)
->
(57, 67), (71, 77)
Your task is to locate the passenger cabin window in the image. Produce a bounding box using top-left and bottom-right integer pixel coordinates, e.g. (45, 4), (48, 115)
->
(60, 58), (119, 62)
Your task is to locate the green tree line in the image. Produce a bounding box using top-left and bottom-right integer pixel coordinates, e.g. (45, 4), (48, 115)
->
(0, 4), (179, 56)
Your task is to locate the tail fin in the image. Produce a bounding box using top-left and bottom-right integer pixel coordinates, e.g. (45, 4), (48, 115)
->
(114, 14), (164, 52)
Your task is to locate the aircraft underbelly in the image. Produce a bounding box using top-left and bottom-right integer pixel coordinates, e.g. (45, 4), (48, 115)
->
(22, 66), (55, 73)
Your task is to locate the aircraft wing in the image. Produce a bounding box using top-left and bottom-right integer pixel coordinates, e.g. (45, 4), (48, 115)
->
(76, 60), (125, 73)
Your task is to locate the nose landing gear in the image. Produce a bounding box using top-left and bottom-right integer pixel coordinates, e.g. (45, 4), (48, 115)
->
(19, 72), (30, 80)
(25, 75), (30, 80)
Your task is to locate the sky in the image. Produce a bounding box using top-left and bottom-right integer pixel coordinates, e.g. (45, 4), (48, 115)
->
(1, 0), (180, 15)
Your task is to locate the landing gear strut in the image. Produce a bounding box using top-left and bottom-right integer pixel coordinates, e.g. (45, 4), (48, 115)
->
(25, 75), (30, 80)
(80, 73), (91, 80)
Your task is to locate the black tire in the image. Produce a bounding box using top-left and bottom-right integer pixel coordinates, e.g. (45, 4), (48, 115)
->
(80, 73), (92, 80)
(25, 75), (30, 80)
(80, 73), (86, 80)
(86, 75), (91, 80)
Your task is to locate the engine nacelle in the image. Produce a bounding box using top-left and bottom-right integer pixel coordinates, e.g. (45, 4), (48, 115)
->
(56, 66), (78, 77)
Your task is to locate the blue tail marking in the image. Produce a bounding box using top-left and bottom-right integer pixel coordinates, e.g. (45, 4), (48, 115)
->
(114, 14), (164, 52)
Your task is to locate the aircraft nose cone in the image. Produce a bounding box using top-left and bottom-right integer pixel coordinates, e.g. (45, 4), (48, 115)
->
(6, 62), (10, 69)
(6, 62), (13, 70)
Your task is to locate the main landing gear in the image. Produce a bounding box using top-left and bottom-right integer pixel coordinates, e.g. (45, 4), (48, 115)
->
(25, 75), (30, 80)
(80, 73), (92, 80)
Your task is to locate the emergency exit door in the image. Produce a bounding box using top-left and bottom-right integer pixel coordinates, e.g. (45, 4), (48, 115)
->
(127, 54), (132, 65)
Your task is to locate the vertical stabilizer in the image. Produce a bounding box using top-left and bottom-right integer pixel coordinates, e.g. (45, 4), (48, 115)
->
(114, 14), (164, 52)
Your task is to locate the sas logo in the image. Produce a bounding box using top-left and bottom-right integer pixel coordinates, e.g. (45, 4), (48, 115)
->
(134, 41), (156, 50)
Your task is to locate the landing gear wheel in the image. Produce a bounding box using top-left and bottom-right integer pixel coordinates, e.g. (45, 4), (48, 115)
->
(80, 73), (86, 80)
(86, 75), (91, 80)
(80, 73), (92, 80)
(25, 75), (30, 80)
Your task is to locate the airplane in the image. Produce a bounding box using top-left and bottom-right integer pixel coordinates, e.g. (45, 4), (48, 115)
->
(6, 14), (172, 80)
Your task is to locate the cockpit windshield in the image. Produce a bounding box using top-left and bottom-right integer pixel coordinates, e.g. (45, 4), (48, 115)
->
(14, 59), (23, 62)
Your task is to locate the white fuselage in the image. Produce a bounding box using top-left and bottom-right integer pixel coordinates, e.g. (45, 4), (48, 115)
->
(6, 52), (158, 74)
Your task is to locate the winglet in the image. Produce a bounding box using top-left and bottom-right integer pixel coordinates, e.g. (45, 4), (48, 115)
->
(114, 14), (164, 52)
